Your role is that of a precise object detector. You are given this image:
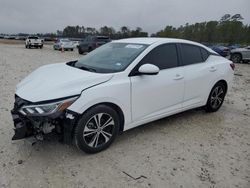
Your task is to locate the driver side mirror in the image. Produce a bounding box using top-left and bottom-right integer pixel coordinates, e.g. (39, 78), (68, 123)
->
(138, 64), (160, 75)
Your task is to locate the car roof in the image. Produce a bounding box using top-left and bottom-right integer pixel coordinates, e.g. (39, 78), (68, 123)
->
(113, 37), (214, 53)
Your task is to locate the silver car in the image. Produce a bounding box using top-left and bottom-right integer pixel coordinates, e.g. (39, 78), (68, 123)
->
(53, 39), (74, 51)
(230, 46), (250, 63)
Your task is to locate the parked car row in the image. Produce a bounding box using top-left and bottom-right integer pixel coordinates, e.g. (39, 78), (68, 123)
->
(52, 36), (111, 53)
(205, 44), (250, 64)
(22, 36), (111, 52)
(22, 36), (250, 64)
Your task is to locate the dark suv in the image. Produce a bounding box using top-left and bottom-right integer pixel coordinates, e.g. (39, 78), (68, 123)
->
(78, 36), (111, 54)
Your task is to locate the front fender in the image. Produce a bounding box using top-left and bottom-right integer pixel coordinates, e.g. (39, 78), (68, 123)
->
(68, 77), (131, 128)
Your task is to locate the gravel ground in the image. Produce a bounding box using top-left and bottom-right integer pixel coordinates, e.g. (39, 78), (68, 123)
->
(0, 43), (249, 188)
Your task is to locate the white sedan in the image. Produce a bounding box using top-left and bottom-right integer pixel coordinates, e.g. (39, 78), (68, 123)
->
(11, 38), (234, 153)
(53, 38), (74, 51)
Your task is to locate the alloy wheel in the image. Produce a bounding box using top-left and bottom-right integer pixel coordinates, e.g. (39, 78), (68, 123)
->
(210, 86), (224, 109)
(83, 113), (115, 148)
(231, 54), (241, 63)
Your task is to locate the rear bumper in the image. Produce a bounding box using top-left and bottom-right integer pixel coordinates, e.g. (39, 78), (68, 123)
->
(29, 43), (43, 47)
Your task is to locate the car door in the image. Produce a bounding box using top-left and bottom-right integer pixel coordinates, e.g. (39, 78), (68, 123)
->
(179, 44), (215, 108)
(130, 43), (185, 122)
(242, 47), (250, 59)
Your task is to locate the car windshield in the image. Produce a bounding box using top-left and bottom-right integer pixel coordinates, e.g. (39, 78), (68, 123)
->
(96, 37), (110, 42)
(75, 42), (148, 73)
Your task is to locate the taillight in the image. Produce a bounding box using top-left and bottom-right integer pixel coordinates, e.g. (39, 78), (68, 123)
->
(230, 63), (235, 70)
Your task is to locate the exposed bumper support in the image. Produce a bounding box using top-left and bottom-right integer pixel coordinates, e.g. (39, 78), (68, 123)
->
(11, 107), (80, 144)
(63, 110), (80, 144)
(11, 110), (34, 140)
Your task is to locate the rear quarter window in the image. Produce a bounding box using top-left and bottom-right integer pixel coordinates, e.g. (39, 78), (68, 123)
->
(200, 48), (209, 61)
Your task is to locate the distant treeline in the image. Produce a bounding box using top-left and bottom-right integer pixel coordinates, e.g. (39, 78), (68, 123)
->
(4, 14), (249, 44)
(58, 14), (249, 44)
(58, 26), (148, 39)
(152, 14), (250, 45)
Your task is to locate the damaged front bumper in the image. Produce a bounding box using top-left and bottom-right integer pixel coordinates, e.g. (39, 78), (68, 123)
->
(11, 110), (34, 140)
(11, 95), (80, 144)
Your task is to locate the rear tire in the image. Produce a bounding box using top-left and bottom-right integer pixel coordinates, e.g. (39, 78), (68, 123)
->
(88, 47), (92, 52)
(205, 82), (226, 112)
(78, 48), (83, 54)
(231, 53), (242, 64)
(74, 105), (120, 153)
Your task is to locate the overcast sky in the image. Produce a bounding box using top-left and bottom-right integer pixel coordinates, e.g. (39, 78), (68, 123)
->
(0, 0), (249, 34)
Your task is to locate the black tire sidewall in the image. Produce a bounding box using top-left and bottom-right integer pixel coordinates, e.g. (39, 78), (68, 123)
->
(206, 82), (226, 112)
(74, 105), (120, 153)
(78, 48), (83, 54)
(231, 54), (241, 64)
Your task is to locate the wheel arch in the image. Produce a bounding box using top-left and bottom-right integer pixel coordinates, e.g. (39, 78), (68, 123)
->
(205, 79), (228, 105)
(216, 79), (228, 94)
(231, 52), (242, 59)
(79, 102), (125, 134)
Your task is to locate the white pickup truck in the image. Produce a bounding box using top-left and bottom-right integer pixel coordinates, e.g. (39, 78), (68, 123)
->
(25, 36), (44, 49)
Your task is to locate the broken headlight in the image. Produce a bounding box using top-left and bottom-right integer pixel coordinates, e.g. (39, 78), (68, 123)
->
(19, 96), (78, 116)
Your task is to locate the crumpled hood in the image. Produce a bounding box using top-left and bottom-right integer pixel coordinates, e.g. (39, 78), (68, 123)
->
(16, 62), (113, 102)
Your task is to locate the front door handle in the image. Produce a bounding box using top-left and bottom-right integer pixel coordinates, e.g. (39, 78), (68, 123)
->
(173, 74), (184, 80)
(209, 66), (217, 72)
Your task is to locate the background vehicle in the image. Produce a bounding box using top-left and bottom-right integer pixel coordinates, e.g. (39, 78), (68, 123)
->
(211, 45), (230, 57)
(25, 36), (44, 49)
(228, 44), (241, 50)
(53, 38), (74, 51)
(78, 36), (111, 54)
(73, 41), (80, 48)
(11, 38), (234, 153)
(230, 46), (250, 63)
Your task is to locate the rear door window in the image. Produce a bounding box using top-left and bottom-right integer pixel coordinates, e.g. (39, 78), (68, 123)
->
(181, 44), (204, 65)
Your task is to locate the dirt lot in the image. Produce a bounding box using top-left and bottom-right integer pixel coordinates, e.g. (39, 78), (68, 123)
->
(0, 41), (249, 188)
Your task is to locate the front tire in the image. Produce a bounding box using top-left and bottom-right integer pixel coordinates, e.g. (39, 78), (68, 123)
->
(205, 82), (226, 112)
(74, 105), (120, 153)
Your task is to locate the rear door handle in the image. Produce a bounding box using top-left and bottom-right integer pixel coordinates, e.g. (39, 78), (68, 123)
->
(173, 74), (184, 80)
(209, 66), (217, 72)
